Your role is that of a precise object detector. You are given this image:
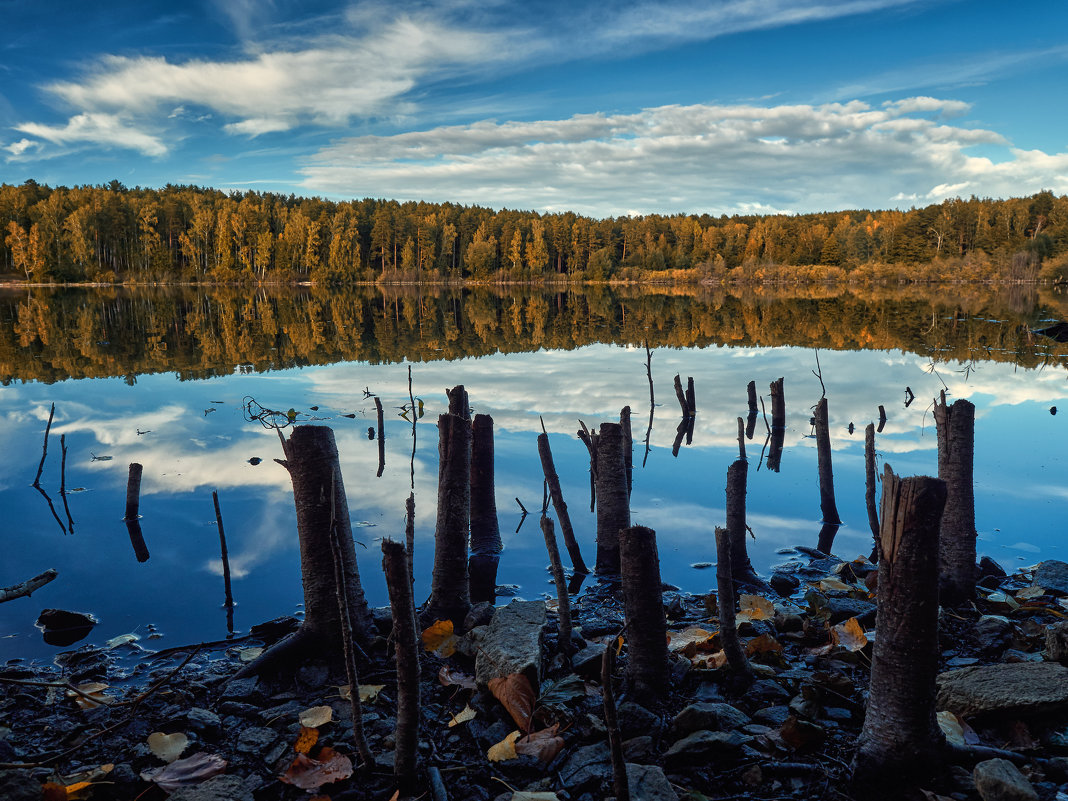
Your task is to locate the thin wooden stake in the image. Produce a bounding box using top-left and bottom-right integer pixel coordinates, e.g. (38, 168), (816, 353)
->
(33, 402), (56, 488)
(541, 516), (573, 655)
(602, 640), (631, 801)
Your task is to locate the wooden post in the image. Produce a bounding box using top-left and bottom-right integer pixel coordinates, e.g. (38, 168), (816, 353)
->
(374, 396), (385, 478)
(815, 397), (841, 526)
(212, 490), (235, 631)
(32, 402), (55, 488)
(537, 430), (589, 574)
(427, 406), (472, 626)
(736, 417), (746, 460)
(851, 467), (946, 791)
(595, 422), (630, 575)
(726, 458), (754, 583)
(934, 393), (976, 605)
(541, 517), (573, 655)
(619, 525), (668, 701)
(383, 539), (421, 794)
(715, 526), (752, 678)
(767, 378), (785, 472)
(865, 423), (880, 560)
(620, 406), (633, 499)
(746, 380), (758, 440)
(124, 463), (143, 520)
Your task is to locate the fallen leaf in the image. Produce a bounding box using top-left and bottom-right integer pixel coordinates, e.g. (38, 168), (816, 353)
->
(40, 783), (69, 801)
(744, 633), (783, 656)
(818, 577), (854, 593)
(515, 724), (565, 764)
(64, 781), (93, 799)
(280, 746), (353, 791)
(668, 627), (718, 658)
(104, 633), (140, 649)
(487, 730), (520, 762)
(422, 619), (459, 657)
(536, 674), (587, 713)
(68, 682), (115, 710)
(237, 646), (264, 663)
(488, 673), (536, 731)
(736, 594), (775, 623)
(692, 650), (728, 670)
(339, 684), (385, 703)
(1017, 586), (1045, 600)
(448, 704), (477, 727)
(299, 705), (334, 728)
(147, 731), (190, 763)
(141, 752), (227, 792)
(294, 726), (320, 754)
(830, 617), (869, 652)
(439, 666), (477, 690)
(984, 591), (1021, 611)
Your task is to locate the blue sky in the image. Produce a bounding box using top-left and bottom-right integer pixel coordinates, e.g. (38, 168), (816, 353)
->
(2, 0), (1067, 216)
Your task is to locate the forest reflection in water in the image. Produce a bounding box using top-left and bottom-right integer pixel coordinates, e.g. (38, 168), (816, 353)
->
(1, 282), (1067, 663)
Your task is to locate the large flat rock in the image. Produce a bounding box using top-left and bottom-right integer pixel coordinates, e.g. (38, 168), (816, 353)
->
(474, 600), (545, 688)
(937, 662), (1068, 718)
(1033, 560), (1068, 595)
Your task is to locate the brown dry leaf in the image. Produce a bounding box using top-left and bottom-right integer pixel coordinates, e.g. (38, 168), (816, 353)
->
(615, 636), (624, 656)
(448, 704), (477, 728)
(279, 746), (354, 791)
(488, 673), (536, 731)
(339, 684), (385, 703)
(515, 724), (565, 764)
(422, 619), (459, 657)
(819, 577), (855, 593)
(693, 650), (728, 670)
(830, 617), (869, 652)
(486, 730), (520, 762)
(744, 633), (783, 656)
(667, 627), (717, 659)
(40, 783), (69, 801)
(68, 682), (116, 710)
(299, 705), (334, 728)
(736, 594), (775, 623)
(141, 752), (228, 792)
(294, 725), (320, 754)
(147, 731), (190, 763)
(439, 666), (477, 690)
(1017, 586), (1045, 601)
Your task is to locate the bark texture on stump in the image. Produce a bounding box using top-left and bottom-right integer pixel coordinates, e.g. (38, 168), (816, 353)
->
(538, 432), (589, 574)
(934, 394), (977, 606)
(814, 397), (841, 525)
(619, 525), (668, 702)
(715, 526), (752, 678)
(595, 422), (630, 575)
(851, 467), (946, 793)
(235, 425), (372, 678)
(383, 539), (421, 793)
(470, 413), (501, 556)
(427, 411), (472, 626)
(726, 458), (754, 582)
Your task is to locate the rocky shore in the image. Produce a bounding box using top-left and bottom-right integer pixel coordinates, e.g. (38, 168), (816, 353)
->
(5, 550), (1068, 801)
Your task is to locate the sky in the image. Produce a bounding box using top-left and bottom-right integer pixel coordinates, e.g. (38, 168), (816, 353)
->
(2, 0), (1067, 217)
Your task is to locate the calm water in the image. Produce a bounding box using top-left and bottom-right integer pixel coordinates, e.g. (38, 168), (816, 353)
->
(2, 285), (1068, 663)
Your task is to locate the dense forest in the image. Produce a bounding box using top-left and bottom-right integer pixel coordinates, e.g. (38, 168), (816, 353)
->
(1, 181), (1066, 285)
(3, 284), (1066, 384)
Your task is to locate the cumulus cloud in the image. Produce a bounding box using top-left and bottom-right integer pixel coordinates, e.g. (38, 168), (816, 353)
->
(14, 112), (167, 157)
(299, 97), (1067, 215)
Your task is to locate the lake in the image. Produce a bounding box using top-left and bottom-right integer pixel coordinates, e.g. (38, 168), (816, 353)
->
(2, 283), (1068, 664)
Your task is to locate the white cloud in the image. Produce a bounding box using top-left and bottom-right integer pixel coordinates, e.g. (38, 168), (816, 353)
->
(2, 138), (42, 157)
(14, 112), (167, 157)
(300, 97), (1066, 215)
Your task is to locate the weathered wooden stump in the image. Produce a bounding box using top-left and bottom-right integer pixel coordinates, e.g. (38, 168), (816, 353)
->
(934, 392), (977, 605)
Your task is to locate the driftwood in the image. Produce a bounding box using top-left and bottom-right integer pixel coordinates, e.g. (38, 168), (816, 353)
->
(0, 569), (58, 604)
(851, 467), (946, 793)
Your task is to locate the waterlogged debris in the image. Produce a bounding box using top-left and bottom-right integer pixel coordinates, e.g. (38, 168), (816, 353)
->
(141, 752), (227, 791)
(104, 633), (140, 649)
(691, 561), (713, 569)
(147, 731), (190, 763)
(89, 453), (112, 462)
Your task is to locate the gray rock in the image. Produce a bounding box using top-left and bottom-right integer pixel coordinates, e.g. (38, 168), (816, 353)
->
(464, 601), (496, 630)
(184, 707), (222, 737)
(975, 615), (1014, 655)
(823, 596), (876, 625)
(979, 556), (1007, 579)
(617, 701), (661, 738)
(623, 763), (680, 801)
(937, 662), (1068, 718)
(670, 702), (750, 739)
(572, 642), (608, 679)
(973, 758), (1039, 801)
(622, 735), (658, 764)
(0, 769), (40, 801)
(1034, 561), (1068, 595)
(168, 775), (254, 801)
(475, 600), (546, 687)
(1044, 621), (1068, 663)
(663, 730), (748, 764)
(558, 741), (611, 790)
(235, 726), (280, 755)
(296, 663), (329, 689)
(219, 677), (262, 703)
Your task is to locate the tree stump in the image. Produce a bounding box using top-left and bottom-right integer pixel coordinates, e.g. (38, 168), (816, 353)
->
(595, 422), (630, 575)
(427, 407), (472, 627)
(851, 467), (947, 793)
(934, 393), (977, 605)
(619, 525), (668, 702)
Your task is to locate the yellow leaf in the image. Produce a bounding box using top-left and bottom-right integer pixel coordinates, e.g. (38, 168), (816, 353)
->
(339, 684), (385, 703)
(615, 636), (624, 656)
(421, 619), (459, 657)
(818, 578), (853, 593)
(64, 781), (93, 800)
(448, 704), (477, 728)
(744, 633), (783, 656)
(294, 725), (319, 755)
(830, 617), (869, 652)
(736, 594), (775, 623)
(298, 705), (334, 728)
(1016, 586), (1045, 600)
(668, 626), (717, 659)
(487, 730), (520, 762)
(147, 731), (189, 763)
(237, 646), (264, 663)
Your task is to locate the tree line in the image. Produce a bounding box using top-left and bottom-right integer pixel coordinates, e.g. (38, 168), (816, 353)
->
(1, 181), (1066, 285)
(3, 284), (1065, 384)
